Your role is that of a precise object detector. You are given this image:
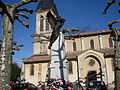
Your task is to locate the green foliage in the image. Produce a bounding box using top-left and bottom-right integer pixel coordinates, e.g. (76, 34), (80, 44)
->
(10, 62), (21, 82)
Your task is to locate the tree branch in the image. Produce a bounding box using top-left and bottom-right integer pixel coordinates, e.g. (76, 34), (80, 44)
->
(12, 41), (24, 51)
(14, 45), (24, 47)
(12, 47), (20, 51)
(15, 16), (29, 28)
(14, 0), (38, 8)
(0, 0), (3, 14)
(0, 7), (2, 13)
(62, 28), (80, 34)
(31, 33), (50, 39)
(108, 20), (120, 29)
(17, 13), (29, 19)
(0, 1), (8, 15)
(0, 40), (3, 43)
(102, 0), (115, 14)
(12, 41), (17, 46)
(17, 9), (33, 14)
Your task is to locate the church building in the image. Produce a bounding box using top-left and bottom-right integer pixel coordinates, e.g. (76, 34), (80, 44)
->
(21, 0), (116, 87)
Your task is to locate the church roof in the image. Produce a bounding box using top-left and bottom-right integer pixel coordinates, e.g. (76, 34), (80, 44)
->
(65, 28), (120, 38)
(36, 0), (58, 14)
(23, 54), (51, 63)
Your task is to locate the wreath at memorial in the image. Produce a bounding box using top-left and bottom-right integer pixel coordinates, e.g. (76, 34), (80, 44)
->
(46, 78), (74, 89)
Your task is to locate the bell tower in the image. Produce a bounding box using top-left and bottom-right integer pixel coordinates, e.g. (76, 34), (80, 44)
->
(33, 0), (58, 55)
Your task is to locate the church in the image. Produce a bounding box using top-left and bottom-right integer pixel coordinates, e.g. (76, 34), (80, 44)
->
(21, 0), (116, 87)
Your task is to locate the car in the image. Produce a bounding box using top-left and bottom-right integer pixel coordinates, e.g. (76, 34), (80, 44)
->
(86, 81), (108, 90)
(12, 83), (38, 90)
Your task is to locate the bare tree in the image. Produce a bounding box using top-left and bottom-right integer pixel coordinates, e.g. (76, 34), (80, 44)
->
(102, 0), (120, 29)
(102, 0), (120, 89)
(0, 0), (38, 89)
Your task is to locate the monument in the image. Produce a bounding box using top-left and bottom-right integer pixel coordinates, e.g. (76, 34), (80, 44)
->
(50, 32), (68, 81)
(46, 10), (68, 81)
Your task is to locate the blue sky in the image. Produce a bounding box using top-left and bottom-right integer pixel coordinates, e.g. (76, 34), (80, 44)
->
(0, 0), (119, 65)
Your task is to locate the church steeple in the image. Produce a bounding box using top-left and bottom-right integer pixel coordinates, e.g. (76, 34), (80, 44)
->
(36, 0), (58, 15)
(33, 0), (59, 55)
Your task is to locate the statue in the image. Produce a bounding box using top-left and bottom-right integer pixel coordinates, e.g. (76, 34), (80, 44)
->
(47, 11), (65, 49)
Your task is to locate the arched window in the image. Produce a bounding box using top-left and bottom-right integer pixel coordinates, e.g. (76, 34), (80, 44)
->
(30, 64), (34, 75)
(109, 37), (113, 48)
(90, 39), (94, 49)
(69, 61), (73, 74)
(73, 41), (76, 51)
(40, 16), (44, 31)
(46, 17), (49, 31)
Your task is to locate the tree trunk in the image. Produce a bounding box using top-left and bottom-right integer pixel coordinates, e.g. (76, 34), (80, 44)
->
(0, 6), (15, 90)
(0, 0), (38, 89)
(115, 40), (120, 90)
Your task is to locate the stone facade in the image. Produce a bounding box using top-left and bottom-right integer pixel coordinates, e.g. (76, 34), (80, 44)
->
(21, 0), (116, 87)
(21, 27), (115, 87)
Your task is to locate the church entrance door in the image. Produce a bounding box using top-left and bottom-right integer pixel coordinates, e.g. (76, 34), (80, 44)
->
(87, 71), (97, 82)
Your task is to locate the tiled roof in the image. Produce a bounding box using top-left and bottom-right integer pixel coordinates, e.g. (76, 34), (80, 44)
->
(23, 54), (51, 63)
(23, 48), (115, 63)
(99, 48), (115, 56)
(65, 28), (120, 38)
(66, 51), (82, 59)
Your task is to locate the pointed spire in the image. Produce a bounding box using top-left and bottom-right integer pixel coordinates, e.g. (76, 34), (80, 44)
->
(36, 0), (58, 14)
